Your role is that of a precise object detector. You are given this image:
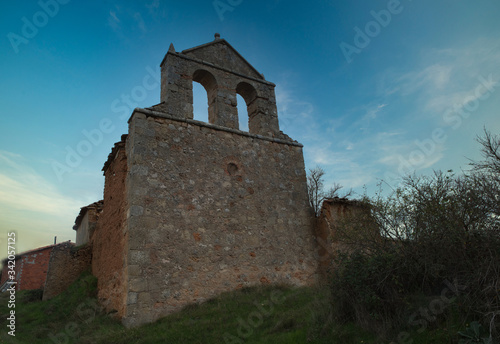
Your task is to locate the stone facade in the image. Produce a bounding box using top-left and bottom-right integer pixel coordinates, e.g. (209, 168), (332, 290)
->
(85, 35), (320, 327)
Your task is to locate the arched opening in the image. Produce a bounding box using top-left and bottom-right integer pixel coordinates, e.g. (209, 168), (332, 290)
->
(236, 94), (248, 131)
(236, 82), (258, 133)
(193, 69), (217, 124)
(192, 82), (208, 123)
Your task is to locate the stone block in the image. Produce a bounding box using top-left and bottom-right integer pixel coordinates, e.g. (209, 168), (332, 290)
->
(129, 278), (148, 292)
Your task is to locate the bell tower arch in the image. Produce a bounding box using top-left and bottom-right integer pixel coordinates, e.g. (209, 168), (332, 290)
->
(159, 34), (280, 137)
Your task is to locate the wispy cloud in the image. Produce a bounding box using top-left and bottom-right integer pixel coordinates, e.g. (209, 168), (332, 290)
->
(354, 103), (387, 132)
(146, 0), (160, 14)
(108, 10), (121, 32)
(304, 142), (374, 189)
(396, 64), (453, 96)
(275, 86), (379, 191)
(0, 150), (87, 258)
(358, 37), (500, 181)
(134, 12), (147, 33)
(381, 37), (500, 116)
(0, 151), (82, 217)
(146, 0), (169, 19)
(275, 85), (315, 138)
(107, 5), (149, 36)
(271, 39), (498, 195)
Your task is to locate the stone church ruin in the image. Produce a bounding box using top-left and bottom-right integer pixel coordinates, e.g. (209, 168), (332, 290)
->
(75, 34), (322, 326)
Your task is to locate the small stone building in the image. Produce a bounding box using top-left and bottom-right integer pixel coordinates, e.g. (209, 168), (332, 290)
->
(88, 35), (319, 327)
(73, 201), (103, 246)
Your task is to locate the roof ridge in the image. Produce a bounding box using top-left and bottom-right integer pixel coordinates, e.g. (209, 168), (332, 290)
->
(2, 241), (73, 263)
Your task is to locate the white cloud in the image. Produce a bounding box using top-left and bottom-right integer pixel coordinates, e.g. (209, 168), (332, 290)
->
(147, 0), (159, 10)
(275, 82), (377, 191)
(110, 11), (120, 23)
(362, 38), (500, 184)
(0, 154), (82, 215)
(108, 10), (121, 32)
(134, 12), (147, 33)
(397, 64), (453, 96)
(382, 38), (500, 115)
(145, 0), (168, 19)
(364, 103), (387, 121)
(0, 151), (84, 243)
(107, 6), (149, 35)
(275, 84), (316, 139)
(377, 137), (446, 173)
(354, 103), (387, 131)
(279, 38), (500, 195)
(308, 144), (342, 166)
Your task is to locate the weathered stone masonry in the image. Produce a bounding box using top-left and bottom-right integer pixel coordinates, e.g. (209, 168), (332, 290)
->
(86, 35), (320, 327)
(92, 137), (128, 316)
(43, 242), (92, 300)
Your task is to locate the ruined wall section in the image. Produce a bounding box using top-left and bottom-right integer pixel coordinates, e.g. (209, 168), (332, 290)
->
(75, 212), (91, 246)
(123, 108), (317, 326)
(91, 136), (128, 316)
(43, 242), (92, 300)
(316, 198), (379, 275)
(74, 201), (102, 246)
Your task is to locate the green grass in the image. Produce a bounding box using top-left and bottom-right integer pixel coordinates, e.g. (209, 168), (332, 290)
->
(0, 272), (467, 344)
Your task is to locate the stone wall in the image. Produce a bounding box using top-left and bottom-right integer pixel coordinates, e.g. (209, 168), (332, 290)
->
(122, 108), (318, 326)
(91, 136), (128, 316)
(43, 242), (92, 300)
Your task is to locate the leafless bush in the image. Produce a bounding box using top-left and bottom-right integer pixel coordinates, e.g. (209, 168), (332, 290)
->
(329, 131), (500, 338)
(307, 166), (351, 217)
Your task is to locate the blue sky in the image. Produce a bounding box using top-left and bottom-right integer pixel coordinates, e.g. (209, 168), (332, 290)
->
(1, 0), (499, 258)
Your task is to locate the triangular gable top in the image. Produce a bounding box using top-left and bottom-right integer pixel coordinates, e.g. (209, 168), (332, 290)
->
(181, 37), (265, 80)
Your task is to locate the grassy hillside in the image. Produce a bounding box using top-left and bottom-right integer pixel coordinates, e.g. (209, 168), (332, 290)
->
(0, 271), (474, 343)
(0, 271), (371, 344)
